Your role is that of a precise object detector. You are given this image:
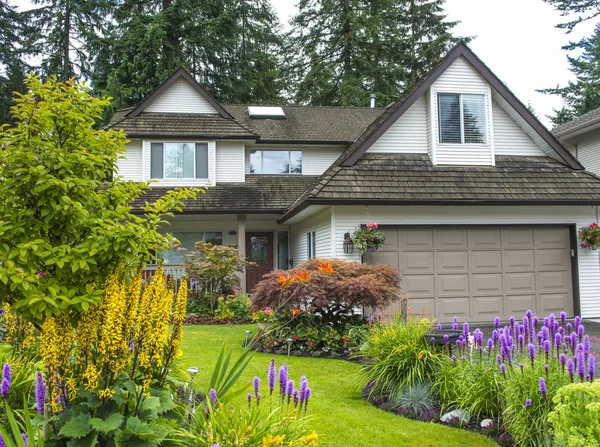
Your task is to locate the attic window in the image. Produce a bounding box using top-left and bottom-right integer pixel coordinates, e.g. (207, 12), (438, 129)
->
(247, 106), (286, 119)
(438, 93), (487, 144)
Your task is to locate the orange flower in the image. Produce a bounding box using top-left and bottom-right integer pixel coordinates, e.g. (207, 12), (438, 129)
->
(295, 271), (311, 282)
(278, 273), (295, 288)
(317, 261), (335, 274)
(291, 308), (301, 317)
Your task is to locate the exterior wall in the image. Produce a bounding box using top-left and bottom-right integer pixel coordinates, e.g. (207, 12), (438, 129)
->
(430, 56), (494, 166)
(367, 96), (429, 154)
(117, 140), (143, 181)
(289, 208), (331, 266)
(245, 144), (344, 176)
(324, 204), (600, 319)
(145, 78), (218, 114)
(571, 129), (600, 176)
(492, 101), (545, 156)
(216, 141), (245, 182)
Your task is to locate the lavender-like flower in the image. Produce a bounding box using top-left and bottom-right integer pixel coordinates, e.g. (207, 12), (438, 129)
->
(578, 324), (585, 342)
(567, 359), (575, 382)
(496, 354), (502, 365)
(555, 332), (562, 351)
(544, 364), (549, 380)
(293, 389), (299, 407)
(278, 364), (288, 396)
(559, 353), (567, 373)
(577, 350), (585, 381)
(209, 389), (217, 407)
(487, 338), (493, 355)
(452, 316), (458, 331)
(566, 323), (572, 333)
(21, 434), (28, 447)
(0, 378), (9, 398)
(542, 326), (550, 341)
(525, 399), (532, 409)
(247, 393), (252, 407)
(528, 343), (536, 366)
(574, 316), (581, 329)
(2, 363), (11, 389)
(589, 355), (596, 382)
(570, 333), (578, 354)
(304, 387), (312, 412)
(560, 311), (567, 324)
(539, 377), (547, 399)
(35, 372), (46, 415)
(253, 376), (260, 397)
(494, 316), (501, 329)
(549, 314), (556, 332)
(584, 336), (591, 359)
(543, 340), (551, 361)
(533, 316), (539, 332)
(437, 323), (442, 331)
(299, 376), (308, 404)
(519, 363), (524, 374)
(0, 433), (5, 447)
(500, 363), (506, 378)
(526, 309), (533, 319)
(543, 317), (549, 329)
(451, 355), (456, 363)
(268, 358), (276, 395)
(518, 335), (524, 353)
(443, 334), (449, 345)
(461, 356), (466, 361)
(463, 322), (470, 339)
(286, 379), (294, 404)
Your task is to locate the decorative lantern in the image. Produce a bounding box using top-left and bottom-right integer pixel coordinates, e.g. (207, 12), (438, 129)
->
(343, 232), (354, 254)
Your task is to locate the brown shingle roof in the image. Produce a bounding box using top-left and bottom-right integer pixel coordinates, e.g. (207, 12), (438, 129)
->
(132, 175), (318, 213)
(279, 154), (600, 222)
(553, 107), (600, 136)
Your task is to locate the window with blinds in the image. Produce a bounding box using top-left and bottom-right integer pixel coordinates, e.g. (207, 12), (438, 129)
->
(438, 93), (487, 144)
(150, 142), (209, 179)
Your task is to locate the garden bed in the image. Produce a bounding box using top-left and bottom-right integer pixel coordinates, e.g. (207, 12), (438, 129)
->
(183, 314), (250, 325)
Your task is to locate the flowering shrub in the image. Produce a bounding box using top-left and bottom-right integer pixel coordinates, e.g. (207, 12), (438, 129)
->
(351, 222), (386, 254)
(548, 380), (600, 446)
(252, 307), (273, 322)
(579, 223), (600, 249)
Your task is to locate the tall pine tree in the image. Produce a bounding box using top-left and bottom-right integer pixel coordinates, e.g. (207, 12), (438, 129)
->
(288, 0), (465, 107)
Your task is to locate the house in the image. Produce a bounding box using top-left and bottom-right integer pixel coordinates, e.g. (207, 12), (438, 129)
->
(108, 43), (600, 323)
(554, 108), (600, 177)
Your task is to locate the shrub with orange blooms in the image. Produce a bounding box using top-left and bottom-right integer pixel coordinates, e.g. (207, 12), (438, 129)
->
(251, 258), (401, 317)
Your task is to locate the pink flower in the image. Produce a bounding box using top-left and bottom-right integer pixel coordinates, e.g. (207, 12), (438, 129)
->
(265, 307), (272, 315)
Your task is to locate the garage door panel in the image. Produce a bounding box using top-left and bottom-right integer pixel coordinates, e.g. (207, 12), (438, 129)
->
(536, 249), (570, 270)
(534, 227), (568, 249)
(436, 251), (469, 272)
(504, 250), (535, 271)
(472, 296), (504, 319)
(438, 274), (469, 296)
(502, 227), (534, 248)
(469, 227), (502, 249)
(438, 297), (470, 321)
(409, 299), (436, 319)
(507, 295), (537, 315)
(471, 273), (503, 295)
(366, 251), (399, 270)
(435, 228), (468, 249)
(470, 250), (502, 271)
(403, 275), (435, 297)
(539, 293), (572, 315)
(380, 228), (399, 250)
(401, 252), (434, 273)
(537, 271), (569, 294)
(504, 272), (536, 294)
(401, 228), (433, 249)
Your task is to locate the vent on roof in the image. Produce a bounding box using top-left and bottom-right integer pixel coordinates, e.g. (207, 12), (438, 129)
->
(247, 106), (286, 119)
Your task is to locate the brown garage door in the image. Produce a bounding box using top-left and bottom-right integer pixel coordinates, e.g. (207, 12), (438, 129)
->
(364, 226), (574, 323)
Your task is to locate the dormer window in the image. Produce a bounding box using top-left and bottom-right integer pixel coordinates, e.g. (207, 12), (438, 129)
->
(150, 142), (209, 179)
(438, 93), (487, 144)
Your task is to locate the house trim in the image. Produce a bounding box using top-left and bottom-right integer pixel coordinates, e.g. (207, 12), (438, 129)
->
(340, 42), (583, 170)
(127, 68), (234, 119)
(125, 133), (257, 140)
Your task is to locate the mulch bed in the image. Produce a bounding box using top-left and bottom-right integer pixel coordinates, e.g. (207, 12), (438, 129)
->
(183, 315), (250, 325)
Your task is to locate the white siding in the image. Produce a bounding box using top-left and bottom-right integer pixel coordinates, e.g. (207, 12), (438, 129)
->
(145, 78), (218, 114)
(289, 208), (331, 266)
(245, 145), (344, 176)
(493, 101), (545, 156)
(430, 56), (494, 166)
(116, 140), (143, 181)
(328, 204), (600, 319)
(572, 129), (600, 176)
(142, 139), (216, 187)
(216, 141), (245, 183)
(367, 96), (428, 154)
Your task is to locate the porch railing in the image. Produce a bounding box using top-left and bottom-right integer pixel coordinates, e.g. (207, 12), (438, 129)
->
(142, 265), (187, 294)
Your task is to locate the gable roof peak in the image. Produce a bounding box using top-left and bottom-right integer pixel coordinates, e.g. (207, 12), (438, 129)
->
(127, 67), (233, 119)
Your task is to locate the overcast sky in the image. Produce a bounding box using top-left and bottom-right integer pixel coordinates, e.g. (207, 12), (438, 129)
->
(11, 0), (598, 128)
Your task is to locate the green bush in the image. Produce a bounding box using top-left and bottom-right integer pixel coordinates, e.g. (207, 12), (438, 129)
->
(549, 380), (600, 447)
(219, 293), (251, 320)
(360, 318), (443, 396)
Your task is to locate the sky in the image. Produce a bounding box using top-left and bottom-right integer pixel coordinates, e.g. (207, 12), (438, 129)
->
(11, 0), (598, 128)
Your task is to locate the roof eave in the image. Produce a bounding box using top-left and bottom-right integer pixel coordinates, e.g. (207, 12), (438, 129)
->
(120, 133), (259, 140)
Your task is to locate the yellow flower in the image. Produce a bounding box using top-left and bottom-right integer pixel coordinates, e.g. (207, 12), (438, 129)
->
(81, 363), (101, 390)
(295, 431), (319, 444)
(167, 277), (188, 361)
(97, 271), (129, 374)
(97, 388), (116, 400)
(65, 376), (78, 401)
(123, 269), (142, 340)
(246, 426), (252, 433)
(262, 434), (286, 446)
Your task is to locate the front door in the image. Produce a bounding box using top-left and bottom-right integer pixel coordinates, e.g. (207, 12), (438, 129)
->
(246, 232), (274, 292)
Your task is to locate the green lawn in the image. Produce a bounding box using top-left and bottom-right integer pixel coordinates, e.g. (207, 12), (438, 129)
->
(180, 325), (497, 447)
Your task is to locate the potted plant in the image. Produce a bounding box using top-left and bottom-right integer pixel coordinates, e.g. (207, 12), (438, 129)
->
(252, 307), (273, 330)
(352, 222), (386, 254)
(579, 223), (600, 249)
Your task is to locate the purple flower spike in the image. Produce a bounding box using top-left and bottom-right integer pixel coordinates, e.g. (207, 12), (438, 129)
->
(0, 379), (9, 398)
(578, 350), (585, 381)
(543, 317), (549, 329)
(589, 355), (596, 382)
(299, 376), (308, 403)
(578, 324), (585, 342)
(461, 356), (466, 361)
(286, 379), (294, 404)
(463, 322), (470, 338)
(451, 355), (457, 363)
(253, 376), (260, 397)
(209, 389), (217, 407)
(542, 326), (550, 341)
(584, 336), (591, 355)
(567, 322), (572, 333)
(21, 434), (28, 447)
(279, 364), (288, 396)
(528, 343), (536, 366)
(560, 353), (567, 372)
(544, 364), (549, 380)
(555, 332), (562, 350)
(575, 316), (581, 329)
(2, 363), (11, 389)
(443, 334), (449, 345)
(533, 316), (539, 332)
(487, 339), (493, 354)
(452, 316), (458, 331)
(496, 354), (502, 365)
(560, 311), (567, 323)
(293, 389), (299, 407)
(567, 359), (575, 382)
(437, 323), (442, 331)
(500, 363), (506, 378)
(539, 377), (547, 399)
(519, 363), (525, 374)
(509, 316), (515, 328)
(35, 372), (46, 415)
(247, 393), (252, 406)
(543, 340), (551, 358)
(268, 358), (276, 395)
(494, 316), (501, 329)
(525, 398), (532, 409)
(571, 333), (578, 354)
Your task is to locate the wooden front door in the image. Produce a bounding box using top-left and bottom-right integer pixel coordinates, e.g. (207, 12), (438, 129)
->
(246, 232), (274, 292)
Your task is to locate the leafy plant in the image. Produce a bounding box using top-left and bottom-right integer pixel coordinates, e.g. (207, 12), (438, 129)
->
(578, 222), (600, 249)
(351, 222), (386, 254)
(217, 294), (251, 321)
(0, 75), (198, 320)
(0, 398), (44, 447)
(0, 350), (41, 426)
(549, 380), (600, 447)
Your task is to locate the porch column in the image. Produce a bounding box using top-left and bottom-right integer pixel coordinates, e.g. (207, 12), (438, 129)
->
(237, 215), (247, 293)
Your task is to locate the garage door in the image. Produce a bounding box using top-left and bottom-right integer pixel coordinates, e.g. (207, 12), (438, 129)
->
(364, 226), (574, 323)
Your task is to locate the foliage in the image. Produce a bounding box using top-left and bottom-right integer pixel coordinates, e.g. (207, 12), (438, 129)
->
(360, 317), (443, 396)
(549, 380), (600, 447)
(184, 241), (253, 297)
(0, 76), (198, 320)
(217, 294), (252, 321)
(0, 350), (41, 426)
(351, 222), (386, 255)
(252, 307), (273, 322)
(0, 398), (45, 447)
(1, 305), (36, 355)
(394, 382), (437, 420)
(543, 0), (600, 32)
(579, 222), (600, 249)
(251, 258), (401, 319)
(207, 344), (254, 401)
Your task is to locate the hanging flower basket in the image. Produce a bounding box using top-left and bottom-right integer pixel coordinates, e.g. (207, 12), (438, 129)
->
(352, 222), (386, 254)
(579, 223), (600, 249)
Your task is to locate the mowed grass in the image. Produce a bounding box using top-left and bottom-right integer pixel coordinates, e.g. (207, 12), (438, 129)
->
(180, 325), (497, 447)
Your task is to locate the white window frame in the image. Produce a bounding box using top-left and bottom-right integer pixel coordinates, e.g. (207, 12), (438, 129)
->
(159, 231), (223, 265)
(437, 93), (487, 145)
(307, 231), (316, 259)
(151, 141), (210, 180)
(249, 149), (303, 174)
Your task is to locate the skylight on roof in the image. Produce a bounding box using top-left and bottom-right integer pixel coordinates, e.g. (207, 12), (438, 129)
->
(247, 106), (286, 119)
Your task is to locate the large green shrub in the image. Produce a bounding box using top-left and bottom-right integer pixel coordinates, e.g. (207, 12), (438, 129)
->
(360, 317), (443, 396)
(549, 380), (600, 447)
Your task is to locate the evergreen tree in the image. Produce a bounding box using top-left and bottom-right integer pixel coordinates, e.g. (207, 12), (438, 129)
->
(288, 0), (465, 106)
(543, 0), (600, 33)
(539, 25), (600, 125)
